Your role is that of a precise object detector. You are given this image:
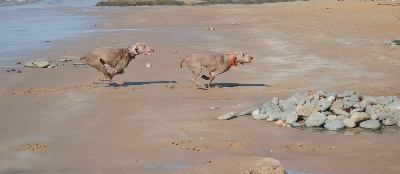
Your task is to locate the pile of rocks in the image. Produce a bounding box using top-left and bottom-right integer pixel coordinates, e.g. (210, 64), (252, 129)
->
(240, 90), (400, 131)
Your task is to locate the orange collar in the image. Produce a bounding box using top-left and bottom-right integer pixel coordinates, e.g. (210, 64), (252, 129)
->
(229, 53), (237, 66)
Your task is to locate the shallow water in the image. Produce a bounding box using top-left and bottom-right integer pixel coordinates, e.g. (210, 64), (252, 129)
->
(0, 0), (104, 65)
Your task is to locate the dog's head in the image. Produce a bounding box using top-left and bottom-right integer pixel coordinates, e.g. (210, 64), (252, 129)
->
(128, 43), (154, 56)
(232, 51), (253, 65)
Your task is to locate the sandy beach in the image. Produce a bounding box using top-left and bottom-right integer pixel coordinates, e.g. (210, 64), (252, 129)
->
(1, 1), (400, 173)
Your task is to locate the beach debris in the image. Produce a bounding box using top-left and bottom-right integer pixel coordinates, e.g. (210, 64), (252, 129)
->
(146, 63), (152, 68)
(217, 112), (236, 120)
(24, 61), (55, 68)
(58, 58), (72, 62)
(72, 62), (87, 66)
(6, 69), (15, 72)
(209, 106), (219, 110)
(241, 90), (400, 131)
(208, 27), (215, 31)
(231, 22), (241, 25)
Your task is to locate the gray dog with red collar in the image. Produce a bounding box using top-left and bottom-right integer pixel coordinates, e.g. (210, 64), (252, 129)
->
(180, 50), (253, 89)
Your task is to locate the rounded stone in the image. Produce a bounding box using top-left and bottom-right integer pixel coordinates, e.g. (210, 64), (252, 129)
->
(360, 120), (381, 131)
(324, 119), (346, 131)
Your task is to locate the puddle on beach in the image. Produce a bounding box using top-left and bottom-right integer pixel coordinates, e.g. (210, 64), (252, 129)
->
(0, 0), (114, 65)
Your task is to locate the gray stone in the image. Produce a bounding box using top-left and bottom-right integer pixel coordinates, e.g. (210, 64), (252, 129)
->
(260, 102), (281, 114)
(324, 119), (345, 131)
(360, 120), (381, 131)
(72, 62), (87, 65)
(376, 96), (390, 105)
(279, 99), (296, 112)
(305, 112), (327, 127)
(285, 111), (298, 124)
(24, 61), (50, 68)
(363, 96), (378, 105)
(360, 99), (371, 108)
(350, 112), (370, 123)
(383, 118), (397, 126)
(332, 106), (350, 117)
(326, 115), (337, 121)
(217, 112), (236, 120)
(371, 114), (378, 120)
(266, 117), (274, 122)
(319, 102), (332, 112)
(343, 100), (355, 109)
(290, 92), (308, 106)
(59, 59), (68, 62)
(337, 115), (348, 120)
(316, 90), (330, 98)
(384, 101), (400, 113)
(365, 105), (376, 116)
(253, 114), (268, 120)
(394, 112), (400, 120)
(349, 107), (365, 115)
(252, 109), (260, 117)
(291, 122), (302, 127)
(296, 106), (320, 117)
(343, 118), (356, 128)
(279, 111), (291, 121)
(338, 91), (354, 97)
(332, 99), (344, 109)
(239, 107), (260, 116)
(377, 112), (393, 120)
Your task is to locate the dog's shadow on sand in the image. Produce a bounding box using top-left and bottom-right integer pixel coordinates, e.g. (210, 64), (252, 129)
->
(93, 80), (177, 87)
(211, 83), (268, 88)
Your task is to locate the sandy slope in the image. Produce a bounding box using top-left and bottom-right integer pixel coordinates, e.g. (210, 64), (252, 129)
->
(1, 1), (399, 173)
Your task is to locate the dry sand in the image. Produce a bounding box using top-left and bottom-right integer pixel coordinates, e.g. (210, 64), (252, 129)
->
(1, 1), (400, 173)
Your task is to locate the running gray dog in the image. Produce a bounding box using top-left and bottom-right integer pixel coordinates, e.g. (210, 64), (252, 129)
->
(80, 43), (154, 85)
(180, 50), (253, 89)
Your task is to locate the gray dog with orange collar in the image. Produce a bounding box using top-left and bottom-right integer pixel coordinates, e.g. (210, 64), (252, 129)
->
(180, 50), (253, 89)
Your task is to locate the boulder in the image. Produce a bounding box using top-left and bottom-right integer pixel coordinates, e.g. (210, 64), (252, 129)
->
(360, 120), (381, 131)
(239, 107), (260, 116)
(350, 112), (370, 123)
(343, 118), (356, 128)
(296, 106), (320, 117)
(324, 119), (345, 131)
(285, 111), (298, 124)
(305, 112), (327, 127)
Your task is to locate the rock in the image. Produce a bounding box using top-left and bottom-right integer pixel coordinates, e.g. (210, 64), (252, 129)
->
(377, 112), (393, 120)
(266, 117), (274, 122)
(326, 115), (337, 121)
(393, 37), (400, 45)
(384, 101), (400, 113)
(59, 59), (68, 62)
(239, 107), (260, 116)
(217, 112), (236, 120)
(275, 120), (284, 125)
(360, 120), (381, 131)
(285, 111), (298, 124)
(260, 102), (281, 114)
(305, 112), (327, 127)
(349, 107), (365, 115)
(338, 91), (354, 97)
(327, 95), (336, 103)
(370, 114), (379, 120)
(271, 97), (279, 105)
(146, 63), (152, 68)
(239, 157), (285, 174)
(253, 114), (268, 120)
(209, 106), (218, 110)
(324, 119), (345, 131)
(320, 103), (332, 112)
(343, 118), (356, 128)
(252, 109), (260, 116)
(291, 122), (302, 127)
(383, 118), (397, 126)
(296, 106), (320, 117)
(398, 120), (400, 127)
(24, 61), (50, 68)
(350, 112), (370, 123)
(343, 100), (355, 109)
(332, 99), (344, 109)
(376, 96), (390, 105)
(332, 106), (350, 117)
(365, 105), (376, 116)
(278, 99), (296, 112)
(208, 27), (215, 31)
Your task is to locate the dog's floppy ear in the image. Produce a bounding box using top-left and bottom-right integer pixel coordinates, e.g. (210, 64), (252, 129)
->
(129, 43), (142, 55)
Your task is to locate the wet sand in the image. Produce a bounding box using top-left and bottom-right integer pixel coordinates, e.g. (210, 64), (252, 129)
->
(1, 1), (400, 173)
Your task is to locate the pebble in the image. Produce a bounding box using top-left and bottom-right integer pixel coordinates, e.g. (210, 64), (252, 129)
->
(360, 120), (381, 131)
(146, 63), (152, 68)
(217, 112), (236, 120)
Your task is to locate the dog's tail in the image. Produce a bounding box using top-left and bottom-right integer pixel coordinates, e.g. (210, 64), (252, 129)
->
(179, 57), (187, 68)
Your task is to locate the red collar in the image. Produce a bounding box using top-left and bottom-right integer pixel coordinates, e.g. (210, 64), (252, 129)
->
(229, 53), (237, 66)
